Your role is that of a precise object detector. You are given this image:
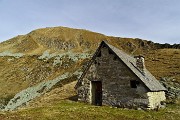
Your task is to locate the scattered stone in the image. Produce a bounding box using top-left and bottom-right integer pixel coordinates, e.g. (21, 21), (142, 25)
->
(160, 77), (180, 102)
(0, 51), (24, 58)
(3, 69), (83, 111)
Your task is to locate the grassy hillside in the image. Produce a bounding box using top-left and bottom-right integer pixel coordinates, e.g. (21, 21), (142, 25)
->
(0, 81), (179, 120)
(0, 26), (179, 109)
(0, 101), (179, 120)
(146, 49), (180, 81)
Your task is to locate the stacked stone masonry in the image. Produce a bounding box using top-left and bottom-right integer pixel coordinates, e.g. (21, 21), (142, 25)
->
(77, 45), (166, 109)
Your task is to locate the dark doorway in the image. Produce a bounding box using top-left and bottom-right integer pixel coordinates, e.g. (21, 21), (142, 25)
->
(91, 81), (102, 106)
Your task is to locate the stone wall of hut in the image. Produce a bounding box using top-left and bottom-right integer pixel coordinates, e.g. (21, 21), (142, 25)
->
(77, 46), (163, 109)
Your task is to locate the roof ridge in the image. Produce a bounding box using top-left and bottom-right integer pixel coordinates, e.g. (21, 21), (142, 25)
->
(104, 41), (166, 91)
(76, 41), (166, 91)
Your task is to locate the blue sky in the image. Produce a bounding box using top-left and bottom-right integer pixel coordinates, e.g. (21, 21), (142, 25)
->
(0, 0), (179, 44)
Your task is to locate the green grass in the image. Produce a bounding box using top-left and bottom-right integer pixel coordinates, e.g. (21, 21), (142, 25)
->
(0, 100), (179, 120)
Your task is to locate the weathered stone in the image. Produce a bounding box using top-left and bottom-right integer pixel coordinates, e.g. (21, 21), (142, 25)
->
(76, 42), (166, 109)
(160, 77), (180, 102)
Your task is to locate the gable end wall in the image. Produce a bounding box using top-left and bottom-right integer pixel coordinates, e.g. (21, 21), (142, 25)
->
(77, 46), (165, 109)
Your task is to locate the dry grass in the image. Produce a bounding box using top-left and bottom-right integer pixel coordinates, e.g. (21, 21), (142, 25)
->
(0, 26), (179, 110)
(0, 81), (179, 120)
(25, 81), (77, 108)
(146, 49), (180, 82)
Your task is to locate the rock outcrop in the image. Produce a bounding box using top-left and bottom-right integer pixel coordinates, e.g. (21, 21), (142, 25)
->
(160, 77), (180, 103)
(0, 26), (179, 110)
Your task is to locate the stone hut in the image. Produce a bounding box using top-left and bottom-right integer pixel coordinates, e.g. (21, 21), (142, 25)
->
(75, 41), (166, 109)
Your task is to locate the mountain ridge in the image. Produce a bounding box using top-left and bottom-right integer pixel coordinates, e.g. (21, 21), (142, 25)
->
(1, 26), (179, 55)
(0, 26), (179, 110)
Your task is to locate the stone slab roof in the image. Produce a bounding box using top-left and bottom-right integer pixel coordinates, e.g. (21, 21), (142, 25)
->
(104, 41), (166, 91)
(76, 41), (166, 91)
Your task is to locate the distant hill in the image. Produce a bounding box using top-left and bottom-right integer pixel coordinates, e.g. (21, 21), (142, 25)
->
(0, 26), (179, 110)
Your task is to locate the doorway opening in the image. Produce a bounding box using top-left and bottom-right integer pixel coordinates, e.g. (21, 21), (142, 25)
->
(91, 81), (102, 106)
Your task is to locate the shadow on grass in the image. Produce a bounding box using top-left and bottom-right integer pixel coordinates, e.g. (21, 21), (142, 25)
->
(68, 95), (78, 102)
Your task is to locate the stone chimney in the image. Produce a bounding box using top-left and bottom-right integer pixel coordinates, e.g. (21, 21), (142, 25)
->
(134, 55), (145, 73)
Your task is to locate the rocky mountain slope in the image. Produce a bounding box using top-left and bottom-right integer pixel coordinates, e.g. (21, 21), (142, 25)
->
(0, 26), (179, 110)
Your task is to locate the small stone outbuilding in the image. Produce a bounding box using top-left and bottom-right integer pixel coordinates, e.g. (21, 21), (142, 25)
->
(75, 41), (166, 109)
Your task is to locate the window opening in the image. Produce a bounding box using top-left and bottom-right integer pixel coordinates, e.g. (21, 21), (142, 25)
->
(108, 49), (113, 54)
(113, 56), (118, 60)
(97, 51), (101, 57)
(130, 80), (139, 88)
